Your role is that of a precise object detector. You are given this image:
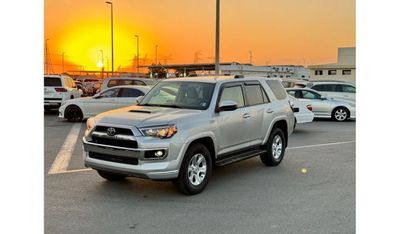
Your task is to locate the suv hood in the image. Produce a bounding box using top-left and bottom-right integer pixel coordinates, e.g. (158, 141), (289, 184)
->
(94, 105), (202, 127)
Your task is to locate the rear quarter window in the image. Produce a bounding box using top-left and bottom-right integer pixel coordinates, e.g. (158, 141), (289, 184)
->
(44, 77), (62, 87)
(265, 80), (287, 100)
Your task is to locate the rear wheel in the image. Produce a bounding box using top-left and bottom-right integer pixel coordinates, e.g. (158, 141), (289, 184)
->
(260, 128), (286, 166)
(173, 143), (212, 195)
(97, 170), (127, 181)
(332, 107), (349, 122)
(65, 105), (83, 122)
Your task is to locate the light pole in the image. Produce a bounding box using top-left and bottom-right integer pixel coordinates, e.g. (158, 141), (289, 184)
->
(100, 50), (104, 79)
(215, 0), (220, 75)
(105, 1), (114, 75)
(62, 52), (65, 73)
(249, 51), (253, 64)
(155, 45), (158, 64)
(134, 35), (139, 75)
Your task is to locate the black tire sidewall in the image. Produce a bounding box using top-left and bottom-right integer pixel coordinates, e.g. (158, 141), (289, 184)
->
(66, 105), (82, 122)
(176, 143), (212, 195)
(261, 128), (286, 166)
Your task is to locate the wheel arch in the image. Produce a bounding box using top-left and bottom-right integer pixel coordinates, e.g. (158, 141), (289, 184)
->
(262, 117), (289, 147)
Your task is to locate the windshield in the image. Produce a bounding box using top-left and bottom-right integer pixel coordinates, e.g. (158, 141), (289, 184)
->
(139, 81), (215, 110)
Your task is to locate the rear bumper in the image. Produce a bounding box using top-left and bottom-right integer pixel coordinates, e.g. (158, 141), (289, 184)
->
(82, 137), (180, 180)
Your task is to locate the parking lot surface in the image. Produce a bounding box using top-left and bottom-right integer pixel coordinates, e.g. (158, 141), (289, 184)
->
(45, 111), (355, 234)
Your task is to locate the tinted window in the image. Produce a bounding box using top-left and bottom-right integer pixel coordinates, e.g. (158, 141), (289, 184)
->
(107, 80), (118, 87)
(120, 88), (144, 97)
(341, 85), (356, 93)
(100, 88), (119, 98)
(245, 85), (264, 106)
(312, 84), (339, 92)
(287, 90), (296, 97)
(44, 77), (62, 87)
(302, 90), (321, 99)
(265, 80), (287, 100)
(134, 80), (146, 86)
(220, 86), (245, 108)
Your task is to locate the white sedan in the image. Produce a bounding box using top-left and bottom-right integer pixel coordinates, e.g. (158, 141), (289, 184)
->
(288, 95), (314, 128)
(59, 85), (151, 122)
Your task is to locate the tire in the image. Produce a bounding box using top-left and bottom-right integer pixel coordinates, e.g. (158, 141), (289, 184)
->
(65, 105), (83, 122)
(332, 107), (349, 122)
(97, 170), (127, 181)
(260, 128), (286, 166)
(173, 143), (212, 195)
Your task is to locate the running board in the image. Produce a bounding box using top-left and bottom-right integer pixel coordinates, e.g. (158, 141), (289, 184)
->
(215, 149), (267, 167)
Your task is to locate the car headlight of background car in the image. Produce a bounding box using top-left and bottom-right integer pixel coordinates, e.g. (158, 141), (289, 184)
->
(139, 125), (177, 138)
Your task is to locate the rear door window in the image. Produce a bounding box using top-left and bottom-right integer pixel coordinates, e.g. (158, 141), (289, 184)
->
(119, 88), (144, 97)
(244, 84), (265, 106)
(101, 88), (119, 98)
(341, 85), (356, 93)
(44, 77), (62, 87)
(301, 90), (321, 99)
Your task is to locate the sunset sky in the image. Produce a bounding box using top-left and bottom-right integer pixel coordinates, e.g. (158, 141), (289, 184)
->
(44, 0), (355, 73)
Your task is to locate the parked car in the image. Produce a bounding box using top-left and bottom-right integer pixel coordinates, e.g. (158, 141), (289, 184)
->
(59, 85), (151, 122)
(44, 74), (82, 110)
(83, 76), (295, 195)
(307, 81), (356, 103)
(100, 77), (158, 92)
(286, 88), (355, 121)
(288, 95), (314, 128)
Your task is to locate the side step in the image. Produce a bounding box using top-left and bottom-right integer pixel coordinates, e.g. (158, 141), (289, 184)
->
(215, 149), (267, 167)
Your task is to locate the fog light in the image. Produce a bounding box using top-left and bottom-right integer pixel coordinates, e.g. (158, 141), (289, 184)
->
(144, 150), (166, 159)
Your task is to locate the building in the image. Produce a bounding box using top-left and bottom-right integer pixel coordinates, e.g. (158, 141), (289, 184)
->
(308, 47), (356, 83)
(148, 62), (309, 79)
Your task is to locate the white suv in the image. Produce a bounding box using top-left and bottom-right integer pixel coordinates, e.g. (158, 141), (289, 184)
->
(44, 74), (82, 110)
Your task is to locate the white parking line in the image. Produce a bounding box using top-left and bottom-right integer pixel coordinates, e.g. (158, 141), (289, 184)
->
(287, 140), (355, 150)
(51, 168), (93, 174)
(48, 123), (82, 174)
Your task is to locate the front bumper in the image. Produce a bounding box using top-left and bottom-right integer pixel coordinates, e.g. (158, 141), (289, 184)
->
(82, 137), (181, 180)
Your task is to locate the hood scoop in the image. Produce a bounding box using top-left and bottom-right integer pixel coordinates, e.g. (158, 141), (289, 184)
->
(129, 109), (152, 114)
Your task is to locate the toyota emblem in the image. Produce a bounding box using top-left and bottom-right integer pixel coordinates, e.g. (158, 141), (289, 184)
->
(107, 127), (116, 136)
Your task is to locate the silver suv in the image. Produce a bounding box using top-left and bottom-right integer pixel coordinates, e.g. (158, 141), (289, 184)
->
(83, 76), (295, 195)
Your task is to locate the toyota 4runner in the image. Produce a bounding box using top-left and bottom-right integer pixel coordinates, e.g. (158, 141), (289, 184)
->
(83, 76), (295, 195)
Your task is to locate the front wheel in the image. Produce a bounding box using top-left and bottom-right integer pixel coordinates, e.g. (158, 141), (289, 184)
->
(173, 143), (212, 195)
(260, 128), (286, 166)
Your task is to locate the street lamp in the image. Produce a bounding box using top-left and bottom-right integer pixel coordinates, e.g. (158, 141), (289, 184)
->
(99, 50), (104, 79)
(134, 35), (139, 75)
(105, 1), (114, 75)
(215, 0), (220, 75)
(155, 45), (158, 64)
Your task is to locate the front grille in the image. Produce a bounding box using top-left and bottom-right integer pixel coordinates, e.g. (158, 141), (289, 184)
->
(44, 98), (62, 101)
(89, 152), (138, 165)
(94, 126), (133, 136)
(91, 136), (138, 148)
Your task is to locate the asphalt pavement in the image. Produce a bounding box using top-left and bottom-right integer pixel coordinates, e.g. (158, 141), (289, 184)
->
(45, 111), (355, 234)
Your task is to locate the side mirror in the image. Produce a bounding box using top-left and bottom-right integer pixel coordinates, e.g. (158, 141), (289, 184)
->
(136, 96), (144, 104)
(216, 100), (238, 112)
(293, 107), (300, 113)
(320, 95), (327, 100)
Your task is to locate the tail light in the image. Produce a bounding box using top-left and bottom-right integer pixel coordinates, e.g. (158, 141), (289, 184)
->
(306, 105), (312, 111)
(55, 88), (67, 92)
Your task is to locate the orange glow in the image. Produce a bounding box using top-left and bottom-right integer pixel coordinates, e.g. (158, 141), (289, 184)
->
(45, 0), (355, 73)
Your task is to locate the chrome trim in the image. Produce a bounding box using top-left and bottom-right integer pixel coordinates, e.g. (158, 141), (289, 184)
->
(91, 131), (136, 141)
(83, 137), (166, 152)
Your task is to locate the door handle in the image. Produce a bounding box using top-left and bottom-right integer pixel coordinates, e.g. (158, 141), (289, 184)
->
(266, 108), (274, 113)
(243, 113), (251, 119)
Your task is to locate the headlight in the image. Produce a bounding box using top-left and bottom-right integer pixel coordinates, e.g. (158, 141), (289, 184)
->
(86, 117), (96, 132)
(139, 125), (177, 138)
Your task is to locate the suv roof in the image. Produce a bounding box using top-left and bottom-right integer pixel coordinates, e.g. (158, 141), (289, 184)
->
(164, 76), (282, 84)
(308, 80), (355, 85)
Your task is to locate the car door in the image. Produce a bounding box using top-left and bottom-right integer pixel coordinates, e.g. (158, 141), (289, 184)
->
(215, 82), (250, 154)
(88, 87), (120, 115)
(300, 90), (331, 117)
(118, 88), (145, 107)
(243, 82), (273, 145)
